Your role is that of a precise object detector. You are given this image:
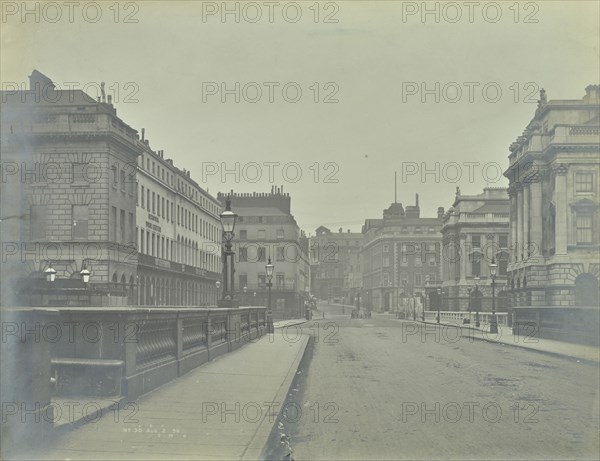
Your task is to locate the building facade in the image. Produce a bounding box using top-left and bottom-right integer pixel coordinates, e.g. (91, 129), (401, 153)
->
(0, 70), (224, 308)
(361, 195), (444, 312)
(440, 187), (510, 311)
(135, 142), (222, 306)
(504, 85), (600, 307)
(1, 70), (142, 306)
(217, 187), (310, 320)
(309, 226), (362, 304)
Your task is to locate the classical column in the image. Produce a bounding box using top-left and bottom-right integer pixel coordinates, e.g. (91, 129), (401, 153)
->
(554, 164), (569, 254)
(508, 185), (518, 263)
(516, 185), (524, 261)
(529, 175), (543, 261)
(460, 233), (468, 283)
(522, 184), (530, 259)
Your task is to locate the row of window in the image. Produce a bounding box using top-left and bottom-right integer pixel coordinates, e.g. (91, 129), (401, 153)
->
(471, 235), (508, 248)
(139, 184), (219, 242)
(109, 165), (136, 196)
(136, 227), (219, 271)
(382, 243), (440, 252)
(238, 273), (287, 288)
(239, 246), (288, 262)
(238, 229), (285, 240)
(30, 205), (135, 243)
(139, 154), (220, 216)
(381, 273), (437, 286)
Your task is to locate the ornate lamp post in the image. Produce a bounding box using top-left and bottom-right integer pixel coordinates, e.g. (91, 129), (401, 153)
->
(266, 257), (274, 334)
(474, 276), (481, 327)
(80, 265), (91, 284)
(218, 197), (238, 308)
(215, 280), (221, 304)
(253, 291), (257, 307)
(44, 265), (56, 282)
(489, 258), (498, 334)
(436, 288), (442, 323)
(243, 285), (248, 306)
(80, 263), (92, 305)
(467, 287), (472, 323)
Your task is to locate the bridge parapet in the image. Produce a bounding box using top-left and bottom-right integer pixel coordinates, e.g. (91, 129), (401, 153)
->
(1, 306), (267, 405)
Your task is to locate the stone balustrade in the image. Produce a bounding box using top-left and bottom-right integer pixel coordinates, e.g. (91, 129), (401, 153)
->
(1, 306), (267, 403)
(424, 310), (509, 326)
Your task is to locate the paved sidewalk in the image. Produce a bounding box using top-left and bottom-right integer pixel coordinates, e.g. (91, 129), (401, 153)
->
(413, 317), (600, 365)
(272, 318), (309, 328)
(32, 333), (309, 461)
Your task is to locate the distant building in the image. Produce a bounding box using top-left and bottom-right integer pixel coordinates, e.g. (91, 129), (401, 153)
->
(309, 226), (362, 304)
(504, 85), (600, 307)
(217, 187), (310, 320)
(361, 195), (444, 312)
(440, 187), (510, 311)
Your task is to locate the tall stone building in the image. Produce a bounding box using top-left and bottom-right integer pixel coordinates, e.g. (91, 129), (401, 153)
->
(504, 85), (600, 307)
(0, 70), (225, 308)
(309, 226), (362, 304)
(361, 195), (444, 312)
(217, 187), (310, 319)
(135, 142), (222, 306)
(0, 70), (142, 306)
(440, 187), (510, 311)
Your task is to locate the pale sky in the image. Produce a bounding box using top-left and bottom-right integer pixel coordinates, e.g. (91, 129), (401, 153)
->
(2, 1), (599, 233)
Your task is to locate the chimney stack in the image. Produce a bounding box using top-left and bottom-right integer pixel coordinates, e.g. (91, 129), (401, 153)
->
(437, 207), (445, 219)
(141, 128), (145, 141)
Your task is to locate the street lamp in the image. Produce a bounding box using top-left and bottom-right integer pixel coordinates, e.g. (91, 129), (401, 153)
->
(266, 257), (274, 334)
(253, 291), (256, 306)
(80, 264), (91, 284)
(467, 287), (473, 322)
(44, 265), (57, 282)
(215, 280), (221, 303)
(474, 276), (481, 327)
(436, 288), (441, 323)
(489, 258), (498, 334)
(243, 285), (247, 306)
(218, 197), (238, 308)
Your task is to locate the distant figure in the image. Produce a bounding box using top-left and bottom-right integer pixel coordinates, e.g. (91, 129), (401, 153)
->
(322, 312), (325, 319)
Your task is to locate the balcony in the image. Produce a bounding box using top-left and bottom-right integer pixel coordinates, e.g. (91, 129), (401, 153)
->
(138, 254), (220, 279)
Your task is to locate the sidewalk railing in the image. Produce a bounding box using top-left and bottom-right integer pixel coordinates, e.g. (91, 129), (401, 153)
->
(423, 310), (509, 326)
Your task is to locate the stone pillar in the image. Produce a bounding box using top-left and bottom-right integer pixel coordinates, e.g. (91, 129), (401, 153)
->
(554, 165), (569, 254)
(508, 185), (518, 263)
(522, 184), (530, 259)
(529, 178), (543, 261)
(460, 233), (468, 283)
(516, 186), (524, 261)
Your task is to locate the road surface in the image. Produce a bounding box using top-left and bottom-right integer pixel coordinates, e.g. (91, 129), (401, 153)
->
(268, 303), (599, 461)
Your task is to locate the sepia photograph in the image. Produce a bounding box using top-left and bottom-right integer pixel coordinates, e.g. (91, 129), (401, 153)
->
(1, 1), (599, 460)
